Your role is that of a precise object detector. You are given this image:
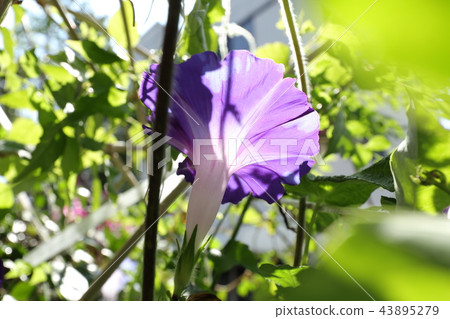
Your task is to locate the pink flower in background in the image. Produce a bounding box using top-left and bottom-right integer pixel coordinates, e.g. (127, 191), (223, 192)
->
(63, 197), (88, 222)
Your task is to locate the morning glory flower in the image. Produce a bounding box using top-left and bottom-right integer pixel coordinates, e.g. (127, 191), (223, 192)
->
(140, 50), (319, 248)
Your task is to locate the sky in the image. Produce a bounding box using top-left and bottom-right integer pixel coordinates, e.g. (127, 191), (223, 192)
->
(87, 0), (169, 35)
(2, 0), (195, 36)
(85, 0), (195, 35)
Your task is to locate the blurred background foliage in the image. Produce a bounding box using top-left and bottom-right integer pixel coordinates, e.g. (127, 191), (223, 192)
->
(0, 0), (449, 301)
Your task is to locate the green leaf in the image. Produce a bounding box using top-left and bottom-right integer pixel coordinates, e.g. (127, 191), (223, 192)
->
(19, 50), (40, 78)
(258, 264), (305, 288)
(66, 40), (123, 64)
(75, 93), (128, 118)
(5, 260), (32, 279)
(81, 40), (123, 64)
(255, 42), (290, 68)
(89, 72), (114, 93)
(0, 27), (13, 58)
(29, 266), (48, 286)
(12, 5), (25, 24)
(391, 97), (450, 213)
(10, 282), (35, 301)
(7, 118), (43, 145)
(328, 215), (450, 300)
(351, 143), (373, 168)
(325, 108), (345, 156)
(174, 227), (200, 297)
(277, 267), (370, 301)
(279, 214), (450, 301)
(47, 81), (76, 108)
(0, 182), (14, 209)
(287, 156), (394, 206)
(81, 137), (104, 151)
(12, 129), (67, 183)
(61, 137), (81, 178)
(364, 135), (391, 152)
(0, 88), (34, 109)
(107, 1), (139, 48)
(91, 164), (102, 211)
(0, 140), (26, 154)
(350, 155), (394, 191)
(178, 0), (224, 56)
(210, 240), (259, 278)
(317, 0), (450, 87)
(40, 63), (76, 84)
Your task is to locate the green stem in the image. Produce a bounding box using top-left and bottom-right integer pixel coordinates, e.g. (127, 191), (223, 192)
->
(81, 223), (145, 301)
(436, 184), (450, 196)
(118, 0), (145, 124)
(428, 171), (450, 195)
(0, 0), (13, 26)
(209, 204), (232, 240)
(142, 0), (182, 301)
(209, 196), (252, 291)
(49, 0), (79, 40)
(301, 202), (320, 266)
(119, 0), (135, 71)
(228, 196), (252, 244)
(278, 0), (310, 98)
(293, 197), (306, 267)
(80, 179), (188, 301)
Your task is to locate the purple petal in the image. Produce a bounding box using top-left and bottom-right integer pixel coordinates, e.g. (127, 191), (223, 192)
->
(443, 206), (449, 218)
(222, 173), (252, 204)
(140, 52), (222, 156)
(139, 50), (321, 244)
(223, 159), (313, 204)
(140, 51), (306, 153)
(177, 157), (196, 183)
(223, 110), (319, 203)
(225, 165), (285, 204)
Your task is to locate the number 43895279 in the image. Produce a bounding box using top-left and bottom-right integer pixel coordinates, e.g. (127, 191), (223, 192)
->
(379, 305), (439, 316)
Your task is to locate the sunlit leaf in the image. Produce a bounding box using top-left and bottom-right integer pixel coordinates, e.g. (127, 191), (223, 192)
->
(107, 1), (140, 49)
(61, 137), (81, 178)
(391, 96), (450, 213)
(19, 50), (40, 78)
(29, 266), (48, 286)
(287, 156), (394, 206)
(12, 4), (25, 24)
(255, 42), (290, 68)
(279, 214), (450, 301)
(40, 64), (76, 84)
(258, 264), (305, 288)
(0, 89), (34, 109)
(317, 0), (450, 87)
(12, 129), (67, 183)
(178, 0), (224, 56)
(67, 40), (123, 64)
(7, 118), (43, 145)
(0, 27), (13, 58)
(0, 182), (14, 209)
